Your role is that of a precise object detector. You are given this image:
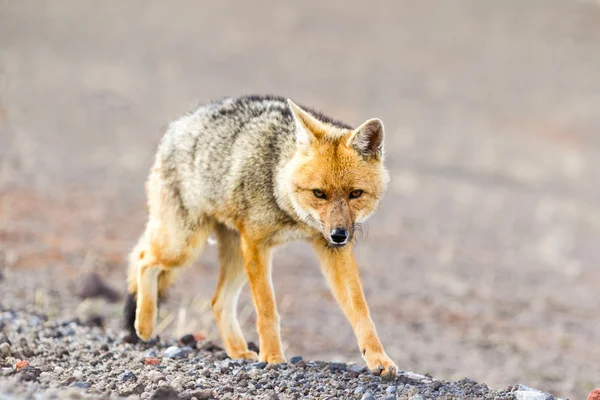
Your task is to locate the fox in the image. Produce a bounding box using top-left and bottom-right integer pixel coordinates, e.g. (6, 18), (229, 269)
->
(123, 94), (397, 377)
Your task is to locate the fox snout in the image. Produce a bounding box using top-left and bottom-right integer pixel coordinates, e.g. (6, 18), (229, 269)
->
(330, 227), (349, 244)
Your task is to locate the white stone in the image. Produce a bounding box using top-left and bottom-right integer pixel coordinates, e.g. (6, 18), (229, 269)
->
(514, 391), (547, 400)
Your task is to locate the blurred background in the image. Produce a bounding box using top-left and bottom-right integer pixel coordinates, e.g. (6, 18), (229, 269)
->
(1, 1), (600, 398)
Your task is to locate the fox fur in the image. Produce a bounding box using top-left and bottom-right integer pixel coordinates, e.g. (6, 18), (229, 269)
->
(124, 95), (397, 377)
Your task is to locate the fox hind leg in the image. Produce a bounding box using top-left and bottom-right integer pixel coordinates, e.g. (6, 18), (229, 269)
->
(211, 224), (258, 360)
(124, 202), (213, 343)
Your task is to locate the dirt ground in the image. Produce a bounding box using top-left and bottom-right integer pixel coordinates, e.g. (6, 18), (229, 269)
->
(1, 1), (600, 399)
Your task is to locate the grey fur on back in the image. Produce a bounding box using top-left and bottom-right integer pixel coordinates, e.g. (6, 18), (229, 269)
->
(155, 95), (352, 233)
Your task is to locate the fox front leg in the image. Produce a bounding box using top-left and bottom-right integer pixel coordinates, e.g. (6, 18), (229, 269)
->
(313, 240), (397, 378)
(239, 232), (286, 364)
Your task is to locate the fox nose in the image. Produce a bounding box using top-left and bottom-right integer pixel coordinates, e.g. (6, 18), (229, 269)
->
(330, 228), (348, 244)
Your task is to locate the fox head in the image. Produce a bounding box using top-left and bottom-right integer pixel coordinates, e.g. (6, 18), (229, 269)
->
(281, 99), (390, 247)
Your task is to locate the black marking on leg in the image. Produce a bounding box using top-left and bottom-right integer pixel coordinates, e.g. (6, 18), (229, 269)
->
(123, 293), (139, 344)
(362, 348), (366, 356)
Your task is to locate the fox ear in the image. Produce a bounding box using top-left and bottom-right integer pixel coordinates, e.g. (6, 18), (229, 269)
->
(347, 118), (384, 158)
(287, 99), (323, 147)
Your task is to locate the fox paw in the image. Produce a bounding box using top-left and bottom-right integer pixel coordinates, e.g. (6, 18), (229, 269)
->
(260, 353), (286, 364)
(232, 350), (259, 361)
(134, 318), (154, 342)
(365, 352), (397, 379)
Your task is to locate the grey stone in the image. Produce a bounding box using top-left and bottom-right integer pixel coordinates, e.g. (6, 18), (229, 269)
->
(361, 392), (375, 400)
(290, 356), (303, 364)
(0, 342), (11, 357)
(70, 381), (91, 389)
(119, 370), (137, 383)
(163, 346), (193, 359)
(354, 386), (365, 395)
(349, 364), (364, 373)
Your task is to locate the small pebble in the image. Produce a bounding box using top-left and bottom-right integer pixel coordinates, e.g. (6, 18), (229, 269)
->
(386, 385), (397, 394)
(148, 370), (164, 383)
(290, 356), (303, 364)
(0, 342), (11, 357)
(514, 392), (548, 400)
(120, 370), (137, 383)
(70, 381), (91, 389)
(145, 358), (160, 366)
(361, 392), (375, 400)
(179, 334), (197, 347)
(354, 386), (365, 395)
(163, 345), (193, 359)
(349, 364), (364, 373)
(15, 360), (29, 371)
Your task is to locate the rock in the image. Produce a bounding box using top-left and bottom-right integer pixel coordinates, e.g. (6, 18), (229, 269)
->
(17, 366), (41, 382)
(515, 385), (549, 400)
(75, 272), (121, 302)
(120, 382), (146, 396)
(354, 386), (365, 395)
(361, 393), (375, 400)
(589, 389), (600, 400)
(386, 385), (397, 394)
(189, 389), (214, 400)
(514, 391), (548, 400)
(290, 356), (303, 364)
(1, 367), (14, 376)
(145, 357), (160, 366)
(150, 386), (181, 400)
(72, 370), (83, 379)
(199, 341), (223, 352)
(148, 370), (164, 383)
(0, 332), (11, 346)
(15, 360), (29, 371)
(54, 366), (64, 374)
(163, 345), (193, 359)
(349, 364), (364, 373)
(0, 342), (11, 357)
(409, 395), (425, 400)
(248, 341), (260, 353)
(255, 362), (268, 369)
(70, 381), (91, 389)
(170, 376), (185, 391)
(119, 370), (137, 383)
(405, 371), (428, 381)
(179, 334), (197, 347)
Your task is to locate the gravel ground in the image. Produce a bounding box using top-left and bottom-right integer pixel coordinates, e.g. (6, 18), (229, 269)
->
(0, 309), (553, 400)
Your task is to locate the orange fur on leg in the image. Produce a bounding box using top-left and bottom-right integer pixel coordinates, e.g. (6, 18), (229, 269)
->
(312, 240), (397, 378)
(239, 229), (285, 364)
(211, 224), (258, 360)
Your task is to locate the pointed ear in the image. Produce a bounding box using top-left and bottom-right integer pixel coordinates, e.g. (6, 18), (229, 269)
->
(347, 118), (384, 158)
(287, 99), (324, 147)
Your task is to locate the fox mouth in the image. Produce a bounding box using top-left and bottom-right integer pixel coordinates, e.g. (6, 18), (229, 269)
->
(327, 241), (349, 248)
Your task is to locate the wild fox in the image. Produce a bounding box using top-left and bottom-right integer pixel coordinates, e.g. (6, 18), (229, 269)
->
(124, 95), (397, 377)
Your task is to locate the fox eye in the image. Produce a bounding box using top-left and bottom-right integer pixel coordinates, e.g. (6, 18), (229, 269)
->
(312, 189), (326, 199)
(349, 189), (364, 199)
